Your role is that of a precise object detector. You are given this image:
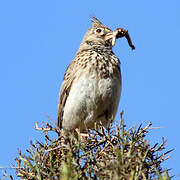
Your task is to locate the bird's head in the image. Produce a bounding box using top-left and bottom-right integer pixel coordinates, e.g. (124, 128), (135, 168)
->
(79, 17), (135, 51)
(80, 17), (114, 49)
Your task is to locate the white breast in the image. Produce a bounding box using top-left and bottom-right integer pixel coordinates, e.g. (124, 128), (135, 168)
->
(62, 69), (121, 131)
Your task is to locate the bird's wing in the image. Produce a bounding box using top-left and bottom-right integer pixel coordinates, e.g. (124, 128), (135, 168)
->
(57, 60), (77, 129)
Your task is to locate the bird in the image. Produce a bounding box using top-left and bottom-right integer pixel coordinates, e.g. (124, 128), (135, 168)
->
(57, 17), (135, 133)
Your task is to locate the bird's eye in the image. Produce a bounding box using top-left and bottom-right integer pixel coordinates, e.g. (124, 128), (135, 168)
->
(96, 28), (102, 33)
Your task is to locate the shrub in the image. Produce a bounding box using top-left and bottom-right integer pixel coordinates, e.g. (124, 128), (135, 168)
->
(6, 112), (172, 179)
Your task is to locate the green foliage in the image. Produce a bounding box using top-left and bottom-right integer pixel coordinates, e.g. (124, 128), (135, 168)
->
(7, 113), (172, 179)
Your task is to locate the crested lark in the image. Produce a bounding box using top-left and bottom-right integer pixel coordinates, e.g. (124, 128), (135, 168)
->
(57, 17), (135, 132)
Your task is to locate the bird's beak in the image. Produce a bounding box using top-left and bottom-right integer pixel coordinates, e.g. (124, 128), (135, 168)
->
(104, 31), (117, 46)
(104, 28), (135, 50)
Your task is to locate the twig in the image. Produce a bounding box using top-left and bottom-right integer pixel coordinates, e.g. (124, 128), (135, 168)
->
(34, 122), (57, 133)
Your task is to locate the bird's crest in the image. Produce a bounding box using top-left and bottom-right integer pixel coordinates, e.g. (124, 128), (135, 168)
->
(91, 17), (104, 28)
(91, 17), (111, 31)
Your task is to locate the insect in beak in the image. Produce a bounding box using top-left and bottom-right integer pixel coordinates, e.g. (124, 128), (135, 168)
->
(105, 28), (135, 50)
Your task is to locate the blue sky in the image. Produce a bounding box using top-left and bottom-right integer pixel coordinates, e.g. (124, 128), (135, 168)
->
(0, 0), (179, 178)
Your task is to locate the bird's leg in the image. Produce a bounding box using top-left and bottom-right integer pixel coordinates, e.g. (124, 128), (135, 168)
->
(75, 128), (89, 141)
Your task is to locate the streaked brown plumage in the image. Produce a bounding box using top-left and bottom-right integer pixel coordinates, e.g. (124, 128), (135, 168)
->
(57, 17), (134, 132)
